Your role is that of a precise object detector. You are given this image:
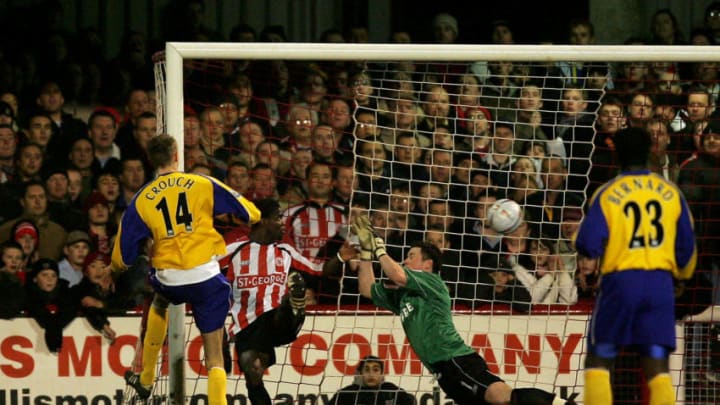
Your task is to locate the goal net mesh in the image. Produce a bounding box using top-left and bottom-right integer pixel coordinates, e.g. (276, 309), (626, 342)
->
(141, 44), (719, 404)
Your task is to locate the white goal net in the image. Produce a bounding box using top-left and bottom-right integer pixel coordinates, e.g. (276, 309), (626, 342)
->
(141, 43), (720, 405)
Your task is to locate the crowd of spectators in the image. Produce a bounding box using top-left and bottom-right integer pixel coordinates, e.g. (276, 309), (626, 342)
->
(0, 2), (718, 363)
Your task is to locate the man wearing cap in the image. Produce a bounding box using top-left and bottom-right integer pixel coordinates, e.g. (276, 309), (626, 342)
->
(25, 258), (77, 353)
(58, 230), (90, 287)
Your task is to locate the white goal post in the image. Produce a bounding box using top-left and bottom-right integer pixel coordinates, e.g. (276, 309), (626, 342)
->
(157, 42), (720, 405)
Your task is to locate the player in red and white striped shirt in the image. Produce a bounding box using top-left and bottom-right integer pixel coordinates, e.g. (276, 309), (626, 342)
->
(222, 198), (327, 405)
(282, 161), (347, 303)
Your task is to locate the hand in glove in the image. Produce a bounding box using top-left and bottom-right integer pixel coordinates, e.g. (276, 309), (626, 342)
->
(353, 215), (375, 261)
(353, 214), (388, 260)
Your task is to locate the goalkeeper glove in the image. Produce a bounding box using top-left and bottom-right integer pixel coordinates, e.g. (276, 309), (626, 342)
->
(353, 215), (375, 261)
(373, 236), (387, 259)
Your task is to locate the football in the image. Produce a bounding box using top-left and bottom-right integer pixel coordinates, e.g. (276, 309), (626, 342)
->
(486, 199), (523, 234)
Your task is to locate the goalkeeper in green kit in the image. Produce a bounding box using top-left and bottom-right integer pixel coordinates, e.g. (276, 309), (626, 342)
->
(352, 214), (576, 405)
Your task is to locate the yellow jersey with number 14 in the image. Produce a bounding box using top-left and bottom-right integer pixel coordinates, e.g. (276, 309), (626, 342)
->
(575, 170), (696, 280)
(112, 172), (260, 272)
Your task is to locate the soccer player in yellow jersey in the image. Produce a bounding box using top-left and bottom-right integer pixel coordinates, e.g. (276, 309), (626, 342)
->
(575, 127), (697, 405)
(112, 134), (260, 405)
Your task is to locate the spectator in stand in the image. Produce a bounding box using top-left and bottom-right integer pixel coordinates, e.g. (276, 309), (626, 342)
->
(525, 156), (583, 241)
(117, 156), (146, 210)
(354, 108), (380, 141)
(355, 137), (392, 205)
(225, 160), (251, 195)
(11, 219), (41, 271)
(455, 73), (482, 131)
(68, 137), (101, 199)
(83, 191), (115, 255)
(311, 124), (343, 165)
(427, 148), (453, 185)
(126, 112), (157, 166)
(331, 164), (355, 208)
(575, 254), (599, 300)
(71, 251), (118, 342)
(328, 355), (416, 405)
(25, 112), (55, 153)
(278, 148), (313, 205)
(0, 181), (67, 261)
(0, 240), (26, 319)
(589, 96), (625, 196)
(322, 98), (353, 155)
(12, 142), (44, 186)
(58, 230), (90, 288)
(248, 59), (291, 128)
(509, 237), (577, 305)
(36, 81), (88, 168)
(650, 9), (685, 45)
(510, 82), (548, 155)
(646, 118), (678, 182)
(417, 84), (455, 137)
(44, 167), (85, 232)
(0, 124), (18, 183)
(25, 258), (77, 353)
(247, 163), (279, 202)
(215, 92), (242, 138)
(66, 168), (84, 206)
(390, 131), (427, 185)
(678, 121), (720, 283)
(255, 140), (282, 175)
(282, 161), (347, 304)
(482, 122), (516, 190)
(478, 61), (518, 122)
(688, 59), (720, 107)
(555, 206), (584, 276)
(87, 109), (121, 169)
(673, 86), (715, 163)
(198, 106), (230, 175)
(554, 19), (597, 87)
(294, 67), (328, 113)
(612, 61), (650, 98)
(351, 72), (376, 112)
(552, 86), (595, 194)
(278, 104), (317, 172)
(459, 107), (492, 154)
(705, 2), (720, 43)
(380, 92), (426, 151)
(93, 169), (121, 213)
(626, 92), (654, 129)
(235, 119), (267, 168)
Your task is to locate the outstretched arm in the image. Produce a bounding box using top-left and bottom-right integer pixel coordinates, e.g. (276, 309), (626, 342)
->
(378, 254), (407, 287)
(358, 260), (375, 299)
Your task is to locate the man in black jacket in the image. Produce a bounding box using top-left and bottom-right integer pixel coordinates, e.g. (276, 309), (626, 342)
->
(329, 355), (416, 405)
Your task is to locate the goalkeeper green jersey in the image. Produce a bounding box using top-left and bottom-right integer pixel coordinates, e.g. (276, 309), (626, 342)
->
(370, 267), (474, 372)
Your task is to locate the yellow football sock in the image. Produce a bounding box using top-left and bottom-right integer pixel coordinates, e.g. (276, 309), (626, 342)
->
(140, 306), (168, 387)
(207, 366), (228, 405)
(648, 373), (675, 405)
(584, 368), (612, 405)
